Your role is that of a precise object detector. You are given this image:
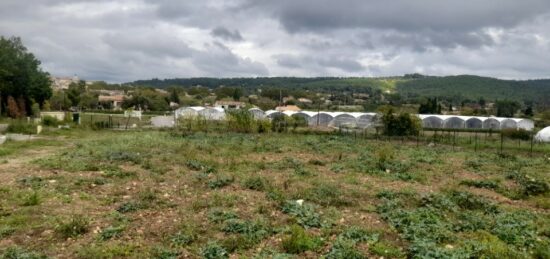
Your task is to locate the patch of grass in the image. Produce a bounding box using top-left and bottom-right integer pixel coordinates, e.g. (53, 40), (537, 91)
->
(0, 246), (47, 259)
(370, 241), (405, 258)
(99, 225), (125, 241)
(460, 179), (500, 190)
(243, 176), (269, 191)
(56, 215), (89, 239)
(282, 225), (321, 254)
(19, 191), (41, 206)
(305, 183), (351, 207)
(77, 242), (141, 259)
(0, 226), (16, 239)
(325, 237), (365, 259)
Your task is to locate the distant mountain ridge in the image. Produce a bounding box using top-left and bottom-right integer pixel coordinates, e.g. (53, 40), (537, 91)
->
(127, 75), (550, 102)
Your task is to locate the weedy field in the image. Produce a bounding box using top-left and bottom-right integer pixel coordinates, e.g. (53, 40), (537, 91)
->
(0, 129), (549, 258)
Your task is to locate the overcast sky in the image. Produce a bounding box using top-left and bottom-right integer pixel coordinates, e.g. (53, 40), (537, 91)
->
(1, 0), (550, 82)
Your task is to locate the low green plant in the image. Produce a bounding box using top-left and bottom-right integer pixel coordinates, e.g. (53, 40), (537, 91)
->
(6, 121), (36, 134)
(282, 225), (320, 254)
(21, 191), (41, 206)
(281, 200), (321, 228)
(201, 242), (229, 259)
(170, 229), (197, 247)
(0, 246), (47, 259)
(325, 237), (365, 259)
(56, 215), (89, 239)
(207, 175), (234, 189)
(99, 225), (125, 240)
(41, 115), (59, 127)
(460, 179), (500, 190)
(243, 176), (269, 191)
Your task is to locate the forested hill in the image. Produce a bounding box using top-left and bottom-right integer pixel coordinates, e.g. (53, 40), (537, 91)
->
(127, 75), (550, 102)
(396, 75), (550, 102)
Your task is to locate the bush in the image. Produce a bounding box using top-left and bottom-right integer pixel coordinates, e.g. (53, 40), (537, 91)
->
(380, 110), (421, 136)
(56, 215), (89, 238)
(41, 115), (59, 127)
(207, 175), (234, 189)
(282, 225), (319, 254)
(501, 129), (530, 141)
(506, 171), (549, 197)
(243, 176), (269, 191)
(325, 237), (364, 259)
(201, 242), (228, 259)
(460, 179), (500, 190)
(281, 200), (321, 228)
(226, 109), (256, 133)
(170, 229), (196, 247)
(6, 121), (36, 134)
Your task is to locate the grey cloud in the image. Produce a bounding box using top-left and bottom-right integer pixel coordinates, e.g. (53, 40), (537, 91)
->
(276, 54), (364, 72)
(2, 0), (550, 81)
(211, 27), (244, 41)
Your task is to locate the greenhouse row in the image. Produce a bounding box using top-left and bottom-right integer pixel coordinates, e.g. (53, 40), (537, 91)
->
(174, 107), (534, 131)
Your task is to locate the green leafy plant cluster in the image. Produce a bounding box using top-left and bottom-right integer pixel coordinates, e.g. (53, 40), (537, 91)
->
(281, 200), (321, 228)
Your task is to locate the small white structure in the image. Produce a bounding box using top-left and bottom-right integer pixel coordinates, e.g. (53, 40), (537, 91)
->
(175, 106), (205, 119)
(124, 110), (142, 120)
(331, 113), (358, 128)
(198, 107), (226, 120)
(248, 108), (266, 119)
(535, 126), (550, 142)
(516, 119), (535, 131)
(309, 112), (334, 127)
(41, 111), (65, 121)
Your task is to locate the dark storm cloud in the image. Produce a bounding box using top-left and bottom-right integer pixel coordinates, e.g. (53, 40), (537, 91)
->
(249, 0), (550, 32)
(211, 27), (244, 41)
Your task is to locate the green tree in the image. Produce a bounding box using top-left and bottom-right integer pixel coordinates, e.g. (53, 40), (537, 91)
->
(496, 100), (520, 117)
(67, 80), (86, 107)
(381, 109), (421, 136)
(0, 36), (52, 115)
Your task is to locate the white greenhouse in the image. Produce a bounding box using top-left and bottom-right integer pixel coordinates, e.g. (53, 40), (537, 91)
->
(534, 126), (550, 142)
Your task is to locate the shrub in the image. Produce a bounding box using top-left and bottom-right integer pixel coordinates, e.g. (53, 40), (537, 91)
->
(6, 121), (36, 134)
(506, 171), (549, 197)
(56, 215), (89, 238)
(201, 242), (228, 259)
(170, 229), (196, 247)
(226, 109), (256, 133)
(325, 237), (364, 259)
(116, 201), (143, 213)
(380, 109), (421, 136)
(41, 115), (59, 127)
(281, 200), (321, 228)
(207, 175), (234, 189)
(282, 225), (319, 254)
(501, 129), (530, 141)
(243, 176), (269, 191)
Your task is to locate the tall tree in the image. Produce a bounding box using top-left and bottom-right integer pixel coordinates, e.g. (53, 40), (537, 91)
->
(0, 36), (52, 115)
